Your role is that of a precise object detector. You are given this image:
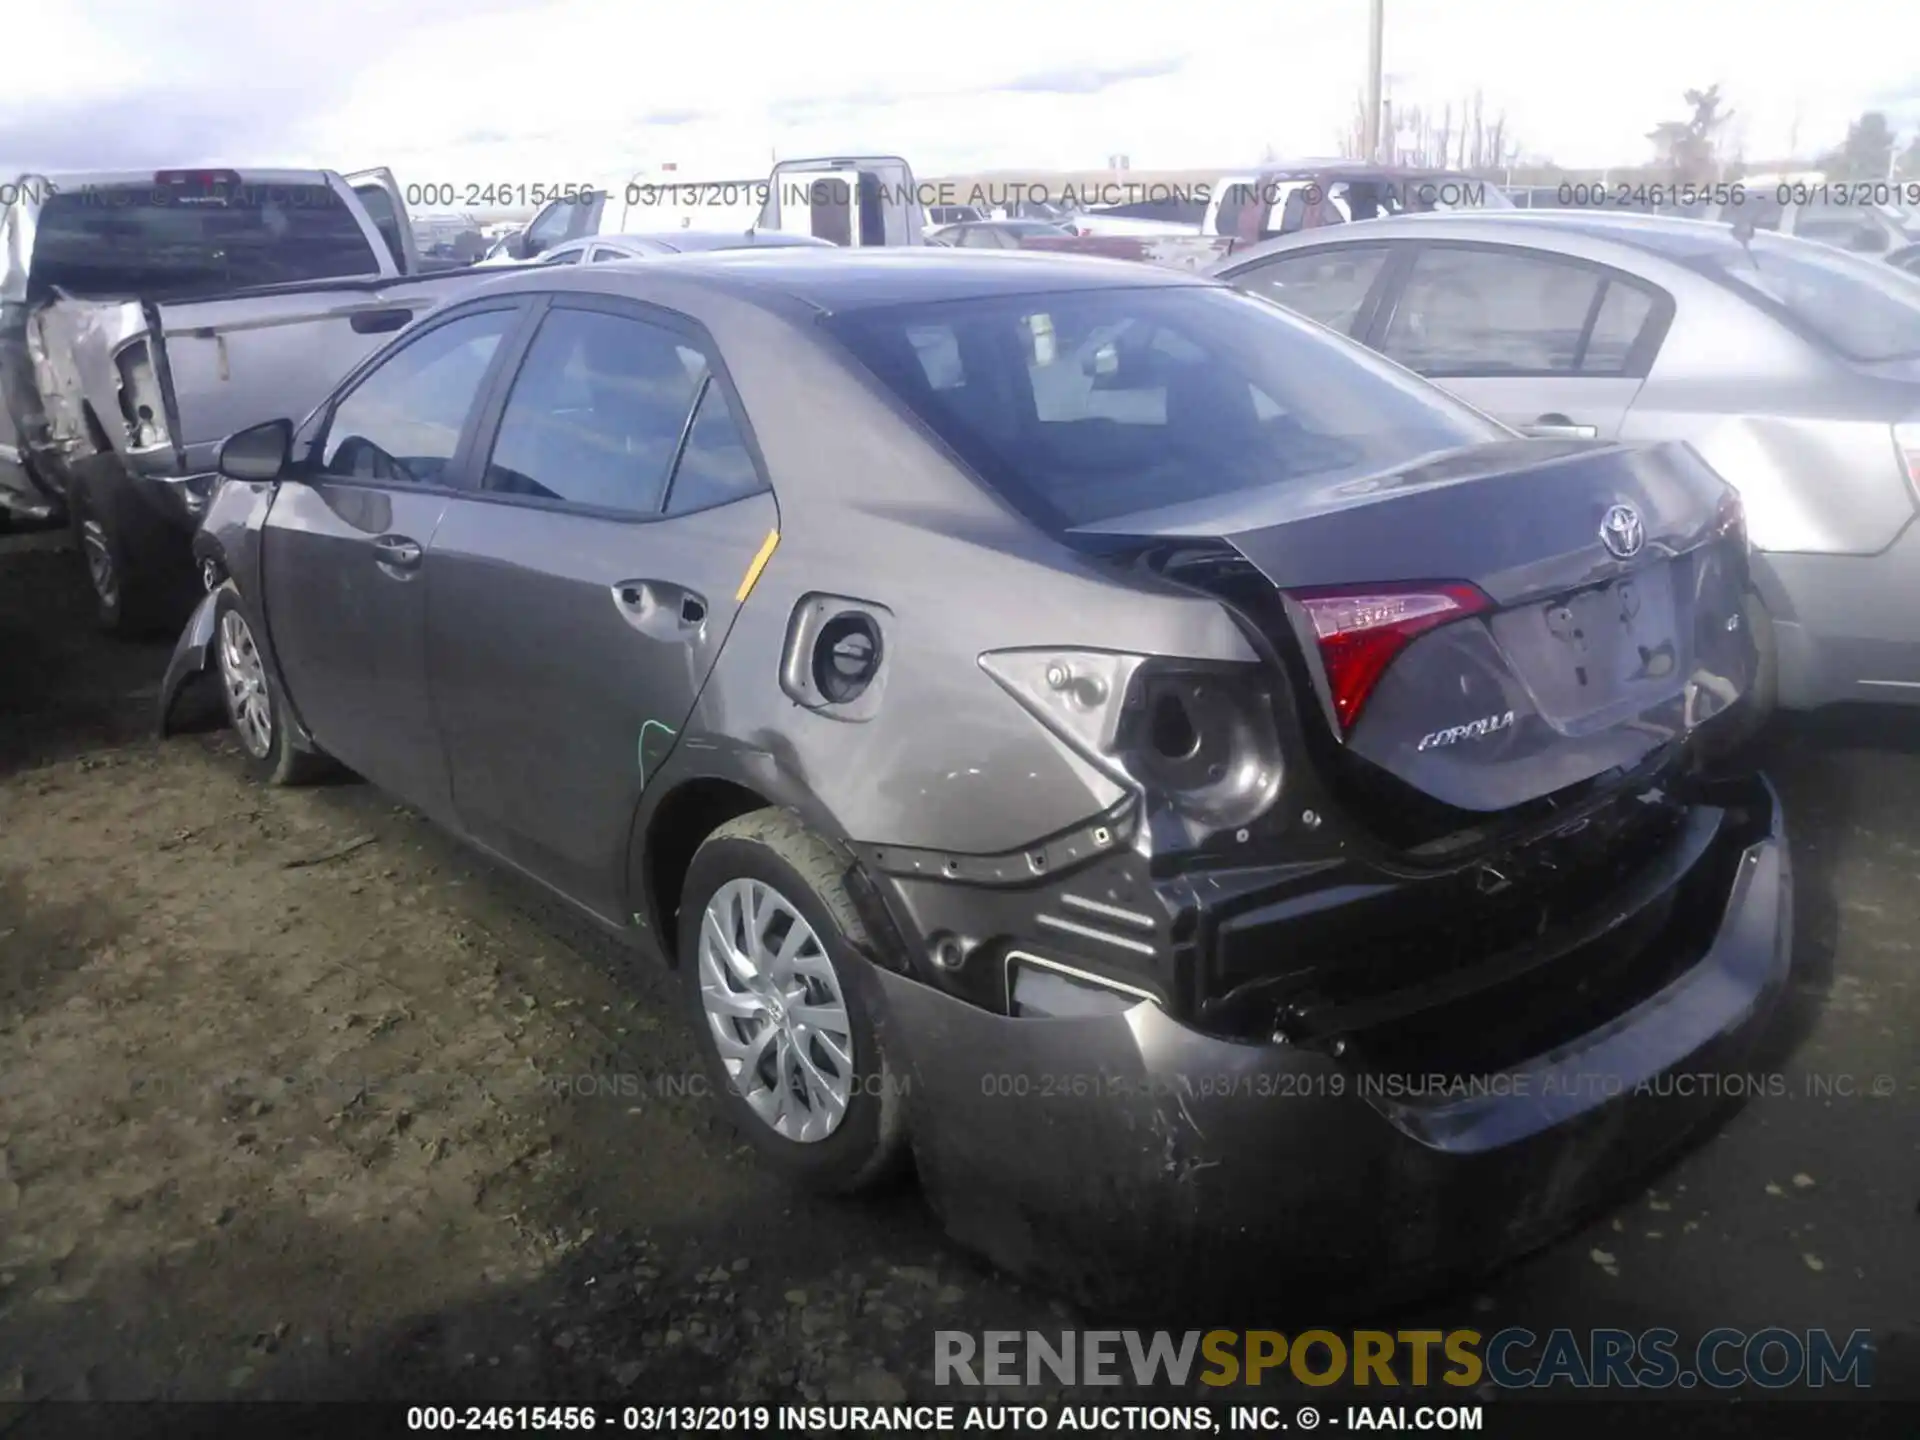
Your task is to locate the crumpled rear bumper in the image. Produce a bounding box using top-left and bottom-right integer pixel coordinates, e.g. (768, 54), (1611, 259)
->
(867, 776), (1790, 1313)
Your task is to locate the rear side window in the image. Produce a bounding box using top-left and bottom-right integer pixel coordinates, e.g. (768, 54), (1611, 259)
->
(29, 183), (381, 300)
(483, 308), (703, 515)
(666, 378), (764, 514)
(1231, 246), (1389, 334)
(319, 309), (515, 485)
(824, 283), (1502, 532)
(1381, 247), (1654, 377)
(1704, 235), (1920, 363)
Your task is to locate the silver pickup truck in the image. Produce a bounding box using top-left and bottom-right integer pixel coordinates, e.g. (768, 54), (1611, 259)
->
(1, 166), (493, 631)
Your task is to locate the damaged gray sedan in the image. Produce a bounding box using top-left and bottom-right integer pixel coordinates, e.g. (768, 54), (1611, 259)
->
(159, 250), (1789, 1309)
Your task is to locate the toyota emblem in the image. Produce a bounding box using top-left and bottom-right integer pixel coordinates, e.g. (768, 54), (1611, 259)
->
(1600, 503), (1645, 560)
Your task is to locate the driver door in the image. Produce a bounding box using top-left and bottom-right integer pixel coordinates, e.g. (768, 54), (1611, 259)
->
(344, 167), (420, 274)
(261, 302), (529, 820)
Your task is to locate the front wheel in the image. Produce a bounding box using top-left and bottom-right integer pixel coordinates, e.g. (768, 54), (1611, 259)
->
(212, 592), (329, 786)
(678, 808), (908, 1194)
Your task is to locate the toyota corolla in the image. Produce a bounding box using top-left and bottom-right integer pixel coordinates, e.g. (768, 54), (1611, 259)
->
(157, 249), (1788, 1309)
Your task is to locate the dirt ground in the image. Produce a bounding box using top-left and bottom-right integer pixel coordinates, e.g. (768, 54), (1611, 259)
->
(1, 531), (1916, 1419)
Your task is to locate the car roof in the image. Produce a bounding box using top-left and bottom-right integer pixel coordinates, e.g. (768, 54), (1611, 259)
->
(476, 246), (1205, 314)
(566, 231), (835, 252)
(1215, 211), (1751, 273)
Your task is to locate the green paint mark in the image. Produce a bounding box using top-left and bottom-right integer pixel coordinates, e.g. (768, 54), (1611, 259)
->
(637, 719), (678, 790)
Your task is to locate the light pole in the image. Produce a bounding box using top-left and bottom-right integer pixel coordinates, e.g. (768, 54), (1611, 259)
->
(1363, 0), (1385, 161)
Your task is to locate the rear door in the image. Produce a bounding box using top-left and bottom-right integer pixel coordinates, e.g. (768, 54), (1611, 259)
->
(262, 301), (527, 819)
(426, 295), (779, 918)
(344, 167), (419, 274)
(1364, 242), (1671, 440)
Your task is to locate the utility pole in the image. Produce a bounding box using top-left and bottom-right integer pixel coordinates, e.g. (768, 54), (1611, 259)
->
(1363, 0), (1385, 161)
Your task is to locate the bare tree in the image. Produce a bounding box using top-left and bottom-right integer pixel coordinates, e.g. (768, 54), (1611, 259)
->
(1647, 85), (1733, 182)
(1350, 87), (1516, 172)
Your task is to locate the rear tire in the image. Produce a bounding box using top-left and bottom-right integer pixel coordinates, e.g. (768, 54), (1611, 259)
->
(69, 484), (187, 638)
(678, 807), (907, 1195)
(211, 590), (330, 787)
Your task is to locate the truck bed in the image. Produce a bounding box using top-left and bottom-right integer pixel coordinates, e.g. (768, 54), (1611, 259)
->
(29, 264), (498, 480)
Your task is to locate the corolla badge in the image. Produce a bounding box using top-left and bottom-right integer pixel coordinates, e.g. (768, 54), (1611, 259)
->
(1600, 503), (1645, 560)
(1417, 710), (1515, 751)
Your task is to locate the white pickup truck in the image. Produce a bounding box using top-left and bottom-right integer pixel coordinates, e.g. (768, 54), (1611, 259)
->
(1, 166), (491, 632)
(481, 155), (927, 263)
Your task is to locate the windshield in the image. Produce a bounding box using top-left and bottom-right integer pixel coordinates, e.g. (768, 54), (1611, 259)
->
(1701, 233), (1920, 363)
(28, 182), (382, 300)
(822, 284), (1504, 532)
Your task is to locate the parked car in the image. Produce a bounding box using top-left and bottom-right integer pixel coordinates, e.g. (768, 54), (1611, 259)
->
(157, 249), (1781, 1308)
(1890, 241), (1920, 276)
(1046, 161), (1514, 271)
(926, 204), (986, 227)
(1, 166), (483, 633)
(1209, 210), (1920, 719)
(531, 231), (837, 266)
(924, 220), (1076, 249)
(1690, 195), (1918, 258)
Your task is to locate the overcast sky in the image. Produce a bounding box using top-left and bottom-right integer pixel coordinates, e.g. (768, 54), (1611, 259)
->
(6, 0), (1918, 193)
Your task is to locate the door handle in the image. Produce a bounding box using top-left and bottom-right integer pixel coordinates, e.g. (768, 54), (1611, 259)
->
(372, 534), (422, 570)
(612, 581), (707, 637)
(1523, 416), (1599, 440)
(351, 308), (414, 335)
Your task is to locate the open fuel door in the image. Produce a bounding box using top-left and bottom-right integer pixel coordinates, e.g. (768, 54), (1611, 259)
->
(759, 156), (923, 247)
(344, 167), (420, 274)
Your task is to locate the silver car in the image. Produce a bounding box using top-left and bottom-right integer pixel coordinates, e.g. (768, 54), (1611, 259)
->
(530, 230), (837, 266)
(1211, 212), (1920, 716)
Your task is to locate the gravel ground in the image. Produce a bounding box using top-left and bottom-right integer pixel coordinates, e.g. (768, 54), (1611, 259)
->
(1, 532), (1915, 1421)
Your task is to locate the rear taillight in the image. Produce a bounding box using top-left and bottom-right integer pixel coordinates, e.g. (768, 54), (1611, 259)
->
(1896, 422), (1920, 505)
(1290, 582), (1493, 734)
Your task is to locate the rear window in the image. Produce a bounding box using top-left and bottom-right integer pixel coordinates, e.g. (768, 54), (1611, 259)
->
(1701, 235), (1920, 363)
(28, 183), (382, 300)
(823, 284), (1504, 531)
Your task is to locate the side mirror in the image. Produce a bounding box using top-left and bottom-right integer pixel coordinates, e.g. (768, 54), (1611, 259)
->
(217, 418), (294, 483)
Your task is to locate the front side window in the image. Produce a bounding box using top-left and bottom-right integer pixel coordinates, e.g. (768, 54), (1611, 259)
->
(825, 283), (1503, 533)
(1382, 247), (1611, 376)
(482, 308), (704, 515)
(1232, 246), (1389, 334)
(541, 246), (584, 265)
(318, 309), (515, 484)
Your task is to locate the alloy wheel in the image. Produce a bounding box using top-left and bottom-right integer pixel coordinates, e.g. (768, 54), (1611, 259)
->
(217, 609), (274, 759)
(79, 518), (117, 608)
(697, 877), (855, 1143)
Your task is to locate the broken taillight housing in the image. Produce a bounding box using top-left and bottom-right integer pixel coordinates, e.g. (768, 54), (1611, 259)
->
(978, 648), (1285, 836)
(1289, 582), (1493, 734)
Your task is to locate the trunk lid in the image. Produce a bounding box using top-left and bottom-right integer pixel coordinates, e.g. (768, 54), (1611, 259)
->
(1081, 438), (1755, 814)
